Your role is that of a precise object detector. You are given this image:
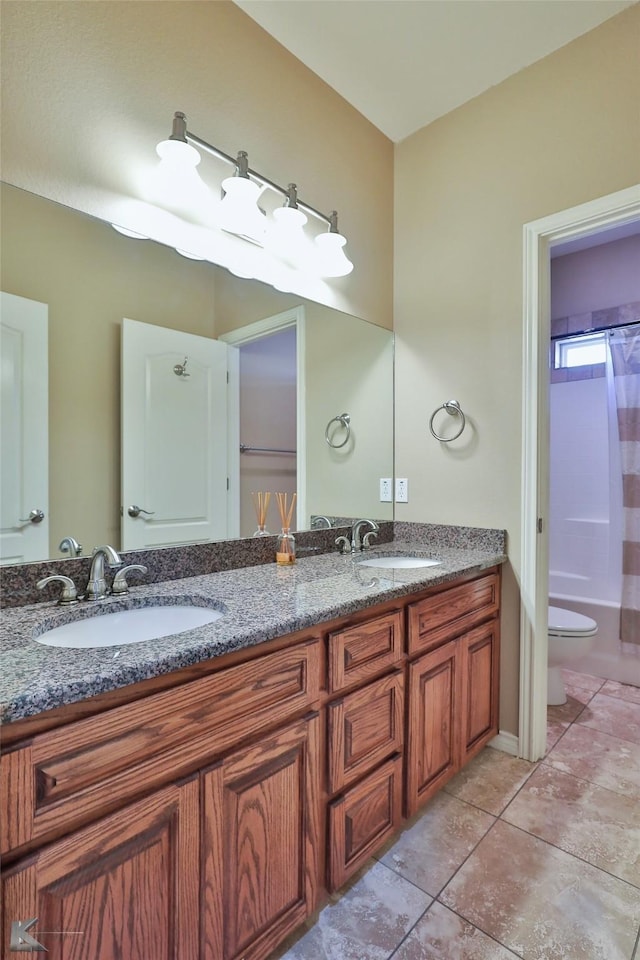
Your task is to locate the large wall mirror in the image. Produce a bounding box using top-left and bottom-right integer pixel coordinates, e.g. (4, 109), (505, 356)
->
(0, 182), (394, 563)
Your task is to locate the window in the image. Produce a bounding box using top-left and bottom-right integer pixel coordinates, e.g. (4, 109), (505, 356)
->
(553, 332), (607, 369)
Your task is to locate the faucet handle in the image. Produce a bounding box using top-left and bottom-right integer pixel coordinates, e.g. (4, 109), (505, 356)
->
(335, 535), (351, 555)
(362, 530), (378, 550)
(37, 575), (79, 605)
(111, 564), (148, 596)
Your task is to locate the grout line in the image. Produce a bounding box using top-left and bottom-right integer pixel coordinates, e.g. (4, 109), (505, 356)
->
(493, 819), (640, 893)
(384, 900), (435, 960)
(431, 900), (525, 959)
(632, 921), (640, 960)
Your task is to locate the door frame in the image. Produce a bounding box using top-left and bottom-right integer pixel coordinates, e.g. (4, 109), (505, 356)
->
(220, 306), (306, 536)
(520, 183), (640, 761)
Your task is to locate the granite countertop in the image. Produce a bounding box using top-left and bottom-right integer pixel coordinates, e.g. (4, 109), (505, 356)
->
(0, 538), (506, 724)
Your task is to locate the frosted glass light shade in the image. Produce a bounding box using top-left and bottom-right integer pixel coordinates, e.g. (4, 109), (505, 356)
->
(314, 231), (354, 277)
(219, 177), (266, 241)
(152, 138), (212, 215)
(266, 206), (313, 266)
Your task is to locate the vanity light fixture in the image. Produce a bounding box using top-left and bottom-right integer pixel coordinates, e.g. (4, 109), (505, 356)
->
(144, 111), (354, 279)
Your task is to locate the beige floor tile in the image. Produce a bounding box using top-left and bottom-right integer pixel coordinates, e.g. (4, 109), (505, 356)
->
(502, 765), (640, 886)
(443, 746), (536, 815)
(390, 901), (521, 960)
(377, 792), (495, 896)
(544, 723), (640, 799)
(576, 692), (640, 744)
(601, 680), (640, 705)
(440, 821), (640, 960)
(561, 668), (605, 694)
(545, 719), (569, 755)
(546, 686), (592, 724)
(274, 860), (431, 960)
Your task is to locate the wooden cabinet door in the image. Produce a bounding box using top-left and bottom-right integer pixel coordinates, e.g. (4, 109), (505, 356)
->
(201, 715), (321, 960)
(460, 620), (500, 765)
(2, 778), (199, 960)
(406, 640), (461, 817)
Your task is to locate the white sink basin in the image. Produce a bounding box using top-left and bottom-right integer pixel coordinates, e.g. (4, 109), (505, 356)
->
(34, 604), (224, 649)
(358, 556), (441, 570)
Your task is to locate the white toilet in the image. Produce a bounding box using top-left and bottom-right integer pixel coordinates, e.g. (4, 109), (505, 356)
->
(547, 605), (598, 705)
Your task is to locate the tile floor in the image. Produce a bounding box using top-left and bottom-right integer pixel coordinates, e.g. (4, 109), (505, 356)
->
(273, 669), (640, 960)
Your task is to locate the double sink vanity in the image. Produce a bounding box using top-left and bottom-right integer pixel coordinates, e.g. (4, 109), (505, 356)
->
(1, 522), (505, 960)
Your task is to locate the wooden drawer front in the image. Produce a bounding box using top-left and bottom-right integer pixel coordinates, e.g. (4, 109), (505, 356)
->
(327, 671), (404, 795)
(328, 755), (403, 891)
(406, 641), (460, 817)
(408, 572), (499, 655)
(328, 610), (403, 693)
(1, 640), (320, 855)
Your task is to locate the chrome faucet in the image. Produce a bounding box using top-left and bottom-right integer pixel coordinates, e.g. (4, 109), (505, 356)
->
(351, 518), (379, 552)
(85, 544), (122, 600)
(311, 515), (333, 529)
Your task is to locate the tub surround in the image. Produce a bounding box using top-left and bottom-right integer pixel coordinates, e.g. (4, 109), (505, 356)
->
(0, 524), (505, 724)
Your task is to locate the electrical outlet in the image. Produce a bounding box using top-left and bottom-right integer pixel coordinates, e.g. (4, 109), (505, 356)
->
(379, 478), (392, 502)
(395, 478), (408, 503)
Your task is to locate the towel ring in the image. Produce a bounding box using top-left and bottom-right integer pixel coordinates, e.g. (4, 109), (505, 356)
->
(429, 400), (466, 442)
(325, 412), (351, 448)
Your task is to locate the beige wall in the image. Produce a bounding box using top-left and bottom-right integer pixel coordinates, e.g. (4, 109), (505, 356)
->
(394, 5), (640, 735)
(0, 1), (393, 328)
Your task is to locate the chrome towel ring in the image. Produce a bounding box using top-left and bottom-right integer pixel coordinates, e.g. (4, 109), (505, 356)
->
(429, 400), (466, 442)
(325, 412), (351, 448)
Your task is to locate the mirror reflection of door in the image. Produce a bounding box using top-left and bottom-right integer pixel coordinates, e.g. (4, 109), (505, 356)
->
(222, 307), (305, 538)
(121, 318), (230, 549)
(0, 291), (49, 563)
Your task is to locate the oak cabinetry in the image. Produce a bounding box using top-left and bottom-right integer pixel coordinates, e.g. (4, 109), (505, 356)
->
(328, 610), (403, 693)
(406, 640), (460, 815)
(201, 715), (321, 960)
(2, 566), (501, 959)
(328, 754), (403, 891)
(407, 571), (499, 656)
(327, 670), (404, 794)
(326, 614), (405, 890)
(2, 778), (201, 959)
(406, 573), (500, 816)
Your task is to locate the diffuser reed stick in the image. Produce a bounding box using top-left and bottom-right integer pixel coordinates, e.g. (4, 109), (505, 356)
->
(275, 492), (297, 563)
(251, 491), (271, 536)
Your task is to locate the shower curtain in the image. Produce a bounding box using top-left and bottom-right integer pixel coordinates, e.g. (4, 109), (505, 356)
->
(609, 325), (640, 649)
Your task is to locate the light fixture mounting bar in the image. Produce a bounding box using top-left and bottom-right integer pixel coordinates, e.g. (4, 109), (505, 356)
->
(181, 121), (334, 229)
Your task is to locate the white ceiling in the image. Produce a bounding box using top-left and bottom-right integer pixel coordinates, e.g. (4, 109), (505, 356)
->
(234, 0), (636, 142)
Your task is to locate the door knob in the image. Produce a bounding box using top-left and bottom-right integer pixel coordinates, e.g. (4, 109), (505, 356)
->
(127, 505), (156, 518)
(19, 508), (45, 524)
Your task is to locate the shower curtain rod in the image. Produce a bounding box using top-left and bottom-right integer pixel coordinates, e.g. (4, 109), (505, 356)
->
(551, 317), (640, 340)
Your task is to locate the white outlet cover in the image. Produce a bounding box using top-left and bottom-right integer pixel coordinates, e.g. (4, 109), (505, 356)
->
(395, 478), (408, 502)
(379, 478), (392, 502)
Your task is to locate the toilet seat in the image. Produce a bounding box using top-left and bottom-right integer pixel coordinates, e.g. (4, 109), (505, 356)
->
(548, 605), (598, 637)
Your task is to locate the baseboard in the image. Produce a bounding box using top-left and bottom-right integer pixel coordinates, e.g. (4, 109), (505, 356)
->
(489, 730), (520, 757)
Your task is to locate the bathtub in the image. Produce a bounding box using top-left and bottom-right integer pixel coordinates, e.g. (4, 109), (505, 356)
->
(549, 588), (640, 687)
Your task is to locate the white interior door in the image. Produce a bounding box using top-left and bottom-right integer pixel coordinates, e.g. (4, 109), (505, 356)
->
(121, 318), (229, 549)
(0, 291), (49, 563)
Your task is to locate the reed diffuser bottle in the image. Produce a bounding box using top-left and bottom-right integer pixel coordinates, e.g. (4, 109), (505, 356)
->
(251, 491), (271, 537)
(275, 492), (297, 564)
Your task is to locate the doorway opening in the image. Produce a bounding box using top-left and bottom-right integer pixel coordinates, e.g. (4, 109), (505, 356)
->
(221, 306), (306, 538)
(520, 185), (640, 761)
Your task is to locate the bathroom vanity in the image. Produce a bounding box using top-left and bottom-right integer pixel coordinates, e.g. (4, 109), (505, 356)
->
(1, 544), (502, 960)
